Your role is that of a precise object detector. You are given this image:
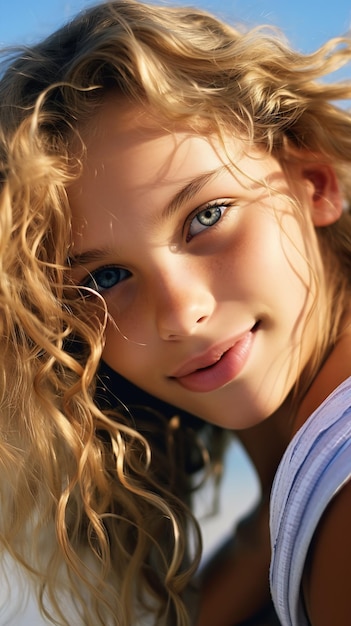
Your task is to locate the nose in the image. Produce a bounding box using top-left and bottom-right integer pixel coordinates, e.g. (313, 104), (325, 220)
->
(152, 259), (215, 340)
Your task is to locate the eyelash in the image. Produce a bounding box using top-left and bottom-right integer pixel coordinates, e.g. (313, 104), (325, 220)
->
(186, 200), (232, 241)
(79, 199), (232, 295)
(80, 265), (131, 295)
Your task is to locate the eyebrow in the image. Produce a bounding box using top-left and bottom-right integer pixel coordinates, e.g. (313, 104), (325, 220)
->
(68, 165), (229, 268)
(67, 247), (115, 269)
(162, 165), (228, 220)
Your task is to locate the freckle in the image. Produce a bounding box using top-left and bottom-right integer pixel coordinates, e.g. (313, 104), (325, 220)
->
(76, 222), (86, 237)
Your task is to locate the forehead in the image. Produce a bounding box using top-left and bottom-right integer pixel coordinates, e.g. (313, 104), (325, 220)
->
(69, 97), (240, 204)
(70, 95), (274, 195)
(76, 96), (236, 174)
(67, 96), (285, 254)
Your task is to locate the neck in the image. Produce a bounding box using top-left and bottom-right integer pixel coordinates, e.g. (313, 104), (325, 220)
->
(236, 399), (293, 493)
(294, 310), (351, 434)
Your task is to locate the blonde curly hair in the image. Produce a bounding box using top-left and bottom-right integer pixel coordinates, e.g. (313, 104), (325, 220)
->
(0, 0), (350, 624)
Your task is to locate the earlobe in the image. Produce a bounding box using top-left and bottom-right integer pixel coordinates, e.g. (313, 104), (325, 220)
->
(303, 164), (343, 227)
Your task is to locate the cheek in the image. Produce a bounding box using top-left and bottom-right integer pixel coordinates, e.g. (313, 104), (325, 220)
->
(226, 207), (314, 313)
(101, 309), (152, 381)
(101, 280), (147, 343)
(278, 213), (318, 299)
(101, 326), (138, 378)
(215, 211), (284, 295)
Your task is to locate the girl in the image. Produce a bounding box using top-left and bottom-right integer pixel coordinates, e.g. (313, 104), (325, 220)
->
(0, 1), (350, 625)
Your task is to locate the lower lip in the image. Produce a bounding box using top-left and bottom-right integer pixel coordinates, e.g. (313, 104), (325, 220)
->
(174, 331), (255, 393)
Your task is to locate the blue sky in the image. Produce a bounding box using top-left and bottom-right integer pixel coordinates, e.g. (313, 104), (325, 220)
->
(1, 0), (351, 52)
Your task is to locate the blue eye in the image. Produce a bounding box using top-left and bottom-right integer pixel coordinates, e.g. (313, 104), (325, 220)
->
(188, 202), (229, 239)
(82, 266), (131, 294)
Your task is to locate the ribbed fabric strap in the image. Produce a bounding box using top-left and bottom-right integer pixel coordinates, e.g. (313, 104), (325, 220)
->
(270, 377), (351, 626)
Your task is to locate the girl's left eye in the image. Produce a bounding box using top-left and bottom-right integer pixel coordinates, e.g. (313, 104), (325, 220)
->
(187, 201), (230, 240)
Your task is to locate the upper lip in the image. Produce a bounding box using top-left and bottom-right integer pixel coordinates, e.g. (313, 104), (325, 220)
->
(169, 330), (252, 379)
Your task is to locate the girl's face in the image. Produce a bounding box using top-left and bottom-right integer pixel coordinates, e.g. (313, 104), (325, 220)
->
(68, 98), (329, 428)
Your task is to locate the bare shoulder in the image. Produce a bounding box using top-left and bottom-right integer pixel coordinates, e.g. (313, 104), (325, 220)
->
(303, 478), (351, 625)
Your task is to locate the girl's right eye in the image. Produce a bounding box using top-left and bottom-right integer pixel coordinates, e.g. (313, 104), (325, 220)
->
(81, 266), (131, 294)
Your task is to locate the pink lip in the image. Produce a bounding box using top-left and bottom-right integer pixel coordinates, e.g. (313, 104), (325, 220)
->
(170, 328), (256, 393)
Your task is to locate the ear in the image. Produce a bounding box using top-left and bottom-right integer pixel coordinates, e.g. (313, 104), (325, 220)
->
(302, 163), (343, 227)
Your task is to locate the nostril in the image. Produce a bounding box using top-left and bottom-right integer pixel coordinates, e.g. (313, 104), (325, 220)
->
(196, 316), (208, 324)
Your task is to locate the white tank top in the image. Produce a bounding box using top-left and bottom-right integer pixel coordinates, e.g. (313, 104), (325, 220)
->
(270, 377), (351, 625)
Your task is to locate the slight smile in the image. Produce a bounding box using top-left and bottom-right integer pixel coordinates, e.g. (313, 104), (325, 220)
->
(170, 324), (259, 393)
